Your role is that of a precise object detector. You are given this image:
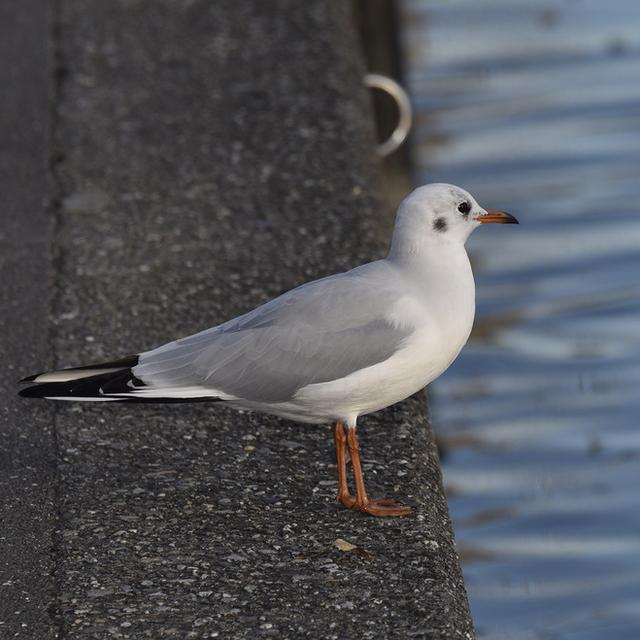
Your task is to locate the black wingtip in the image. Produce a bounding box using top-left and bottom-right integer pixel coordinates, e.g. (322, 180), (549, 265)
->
(17, 354), (226, 404)
(17, 368), (136, 400)
(18, 355), (140, 385)
(20, 373), (43, 383)
(18, 384), (49, 399)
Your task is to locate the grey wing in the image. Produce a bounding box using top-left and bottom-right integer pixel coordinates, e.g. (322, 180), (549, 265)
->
(133, 265), (413, 402)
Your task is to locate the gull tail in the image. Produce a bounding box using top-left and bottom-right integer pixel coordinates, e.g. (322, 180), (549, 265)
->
(18, 355), (221, 403)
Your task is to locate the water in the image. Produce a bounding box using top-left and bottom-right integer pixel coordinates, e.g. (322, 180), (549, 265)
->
(399, 1), (640, 637)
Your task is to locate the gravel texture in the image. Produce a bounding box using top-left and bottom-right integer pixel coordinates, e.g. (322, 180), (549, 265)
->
(2, 1), (474, 637)
(0, 2), (57, 638)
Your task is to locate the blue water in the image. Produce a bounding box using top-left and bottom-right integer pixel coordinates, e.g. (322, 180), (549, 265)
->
(399, 1), (640, 637)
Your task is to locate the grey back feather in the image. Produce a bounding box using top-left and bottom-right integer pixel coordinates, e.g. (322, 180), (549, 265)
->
(134, 262), (413, 402)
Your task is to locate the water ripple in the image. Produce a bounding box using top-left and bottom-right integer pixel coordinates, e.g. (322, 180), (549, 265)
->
(402, 0), (640, 637)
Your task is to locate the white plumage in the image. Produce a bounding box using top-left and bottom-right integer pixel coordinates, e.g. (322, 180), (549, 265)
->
(21, 183), (517, 430)
(20, 183), (517, 516)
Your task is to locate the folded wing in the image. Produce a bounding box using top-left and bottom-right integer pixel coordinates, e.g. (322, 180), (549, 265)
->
(133, 264), (413, 403)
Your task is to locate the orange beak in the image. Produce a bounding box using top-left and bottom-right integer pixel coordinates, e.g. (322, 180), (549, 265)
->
(476, 210), (519, 224)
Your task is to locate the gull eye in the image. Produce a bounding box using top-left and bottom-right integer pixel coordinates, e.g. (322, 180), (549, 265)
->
(458, 201), (471, 215)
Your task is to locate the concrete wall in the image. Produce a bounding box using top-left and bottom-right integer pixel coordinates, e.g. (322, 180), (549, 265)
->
(0, 1), (474, 637)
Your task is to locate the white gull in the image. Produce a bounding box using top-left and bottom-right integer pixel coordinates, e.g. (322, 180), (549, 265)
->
(20, 183), (518, 516)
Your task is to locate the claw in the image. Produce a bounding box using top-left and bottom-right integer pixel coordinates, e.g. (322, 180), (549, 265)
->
(360, 498), (413, 517)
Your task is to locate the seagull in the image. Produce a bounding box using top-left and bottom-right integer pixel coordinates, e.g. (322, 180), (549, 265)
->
(19, 183), (517, 517)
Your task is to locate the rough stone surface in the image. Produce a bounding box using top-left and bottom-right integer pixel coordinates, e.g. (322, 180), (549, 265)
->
(0, 2), (57, 638)
(4, 1), (474, 637)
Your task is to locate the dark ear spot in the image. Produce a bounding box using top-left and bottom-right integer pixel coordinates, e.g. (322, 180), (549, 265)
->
(433, 217), (447, 232)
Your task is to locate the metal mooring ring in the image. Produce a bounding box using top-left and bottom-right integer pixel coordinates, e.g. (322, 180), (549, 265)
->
(364, 73), (413, 157)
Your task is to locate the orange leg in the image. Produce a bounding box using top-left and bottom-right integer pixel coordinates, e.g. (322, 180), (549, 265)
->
(334, 422), (355, 508)
(333, 422), (412, 517)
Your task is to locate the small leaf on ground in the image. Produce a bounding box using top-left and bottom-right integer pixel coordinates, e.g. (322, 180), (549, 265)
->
(335, 538), (357, 552)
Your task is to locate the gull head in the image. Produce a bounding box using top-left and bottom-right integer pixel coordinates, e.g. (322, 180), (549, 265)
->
(390, 183), (518, 255)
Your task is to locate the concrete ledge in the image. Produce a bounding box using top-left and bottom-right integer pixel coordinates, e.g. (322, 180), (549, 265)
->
(3, 1), (474, 637)
(0, 2), (57, 638)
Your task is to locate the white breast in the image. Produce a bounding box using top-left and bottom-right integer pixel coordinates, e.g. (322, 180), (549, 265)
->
(282, 279), (475, 424)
